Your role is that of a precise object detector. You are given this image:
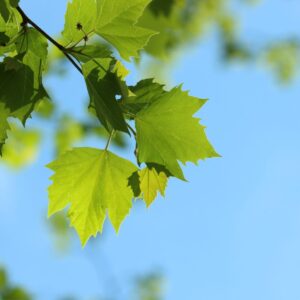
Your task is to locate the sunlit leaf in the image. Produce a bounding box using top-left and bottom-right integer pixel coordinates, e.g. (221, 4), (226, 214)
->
(47, 148), (138, 245)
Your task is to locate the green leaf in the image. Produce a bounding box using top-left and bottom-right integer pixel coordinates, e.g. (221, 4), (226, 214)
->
(62, 0), (97, 46)
(0, 43), (48, 152)
(82, 58), (129, 133)
(139, 166), (168, 207)
(134, 86), (219, 180)
(8, 51), (49, 124)
(122, 79), (165, 114)
(0, 58), (34, 114)
(69, 44), (112, 63)
(0, 0), (12, 22)
(95, 0), (156, 60)
(0, 2), (21, 33)
(129, 79), (165, 102)
(16, 28), (48, 64)
(13, 29), (49, 123)
(47, 148), (138, 246)
(62, 0), (156, 59)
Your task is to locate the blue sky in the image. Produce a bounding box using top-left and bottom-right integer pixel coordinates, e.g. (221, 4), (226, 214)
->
(1, 0), (300, 299)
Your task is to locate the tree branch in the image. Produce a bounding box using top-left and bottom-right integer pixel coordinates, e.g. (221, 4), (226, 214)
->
(17, 6), (83, 75)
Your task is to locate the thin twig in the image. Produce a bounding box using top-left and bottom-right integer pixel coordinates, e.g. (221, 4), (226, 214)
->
(17, 6), (83, 74)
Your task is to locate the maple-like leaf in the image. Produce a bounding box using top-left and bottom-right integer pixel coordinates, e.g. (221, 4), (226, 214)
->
(47, 148), (138, 246)
(62, 0), (156, 60)
(134, 86), (219, 180)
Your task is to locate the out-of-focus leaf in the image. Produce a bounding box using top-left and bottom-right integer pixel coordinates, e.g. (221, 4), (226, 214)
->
(264, 41), (300, 83)
(1, 123), (40, 168)
(134, 272), (165, 300)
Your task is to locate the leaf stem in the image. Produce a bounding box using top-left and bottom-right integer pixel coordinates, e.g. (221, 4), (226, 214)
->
(105, 130), (115, 150)
(17, 6), (83, 75)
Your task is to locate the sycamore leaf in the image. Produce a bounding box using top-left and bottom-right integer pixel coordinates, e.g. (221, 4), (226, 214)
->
(62, 0), (97, 46)
(135, 86), (219, 180)
(47, 148), (138, 246)
(62, 0), (155, 60)
(82, 58), (129, 133)
(139, 166), (168, 207)
(95, 0), (156, 60)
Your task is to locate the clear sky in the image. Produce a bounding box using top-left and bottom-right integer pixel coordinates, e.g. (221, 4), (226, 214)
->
(1, 0), (300, 299)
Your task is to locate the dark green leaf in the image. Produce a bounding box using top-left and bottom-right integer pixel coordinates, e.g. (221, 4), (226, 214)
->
(82, 58), (129, 133)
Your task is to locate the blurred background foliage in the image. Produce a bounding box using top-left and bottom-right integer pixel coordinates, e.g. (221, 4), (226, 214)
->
(0, 267), (31, 300)
(0, 266), (165, 300)
(1, 0), (299, 298)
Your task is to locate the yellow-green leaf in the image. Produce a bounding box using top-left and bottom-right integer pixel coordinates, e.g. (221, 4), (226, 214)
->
(135, 86), (219, 180)
(139, 167), (168, 207)
(95, 0), (156, 60)
(62, 0), (97, 46)
(47, 148), (138, 246)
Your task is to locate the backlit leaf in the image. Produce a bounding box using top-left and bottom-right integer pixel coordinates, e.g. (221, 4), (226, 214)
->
(139, 166), (168, 207)
(134, 86), (219, 180)
(47, 148), (138, 245)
